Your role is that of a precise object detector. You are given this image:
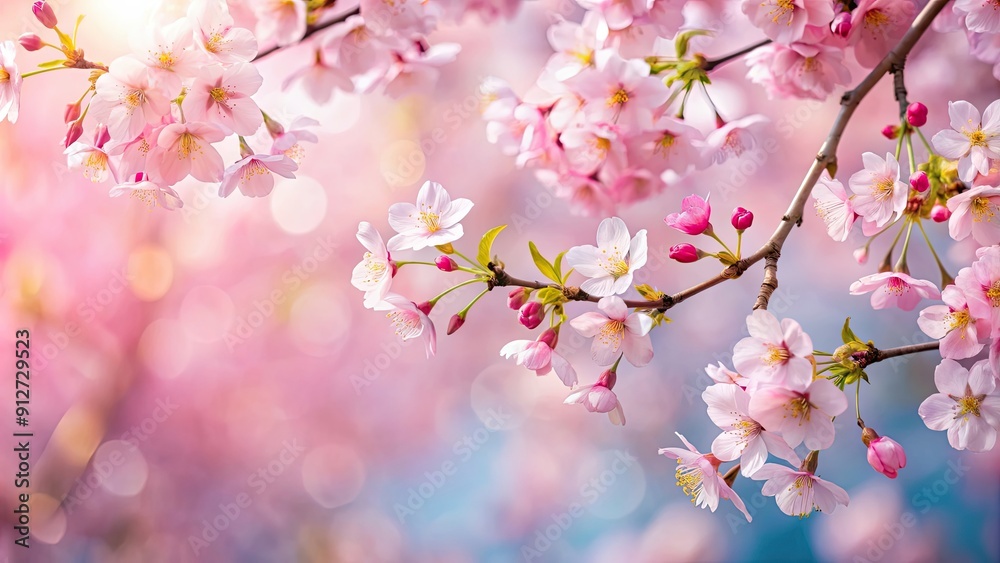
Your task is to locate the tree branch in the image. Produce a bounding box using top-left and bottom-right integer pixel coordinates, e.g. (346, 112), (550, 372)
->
(867, 341), (940, 364)
(253, 7), (361, 61)
(701, 39), (771, 72)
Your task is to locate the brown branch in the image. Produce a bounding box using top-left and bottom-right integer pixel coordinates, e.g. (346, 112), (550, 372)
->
(253, 7), (361, 61)
(868, 341), (940, 364)
(753, 251), (779, 310)
(701, 39), (771, 72)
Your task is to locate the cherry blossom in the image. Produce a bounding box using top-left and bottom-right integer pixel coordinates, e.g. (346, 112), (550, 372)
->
(749, 378), (848, 450)
(705, 362), (749, 386)
(750, 463), (850, 517)
(741, 0), (835, 44)
(189, 0), (258, 63)
(664, 194), (712, 235)
(947, 186), (1000, 246)
(849, 0), (917, 68)
(703, 115), (767, 164)
(387, 181), (474, 251)
(544, 14), (605, 81)
(352, 222), (396, 309)
(252, 0), (307, 47)
(864, 431), (907, 479)
(659, 433), (752, 522)
(90, 56), (172, 141)
(918, 359), (1000, 452)
(565, 216), (648, 297)
(745, 41), (851, 100)
(954, 0), (1000, 34)
(703, 383), (800, 477)
(65, 125), (115, 183)
(848, 152), (908, 228)
(185, 63), (264, 135)
(918, 285), (988, 360)
(957, 246), (1000, 337)
(499, 329), (578, 387)
(811, 172), (856, 241)
(564, 368), (625, 425)
(732, 310), (814, 390)
(108, 172), (184, 210)
(282, 47), (355, 104)
(218, 152), (298, 198)
(569, 295), (653, 366)
(569, 50), (669, 132)
(375, 294), (437, 358)
(132, 18), (201, 92)
(269, 116), (320, 165)
(383, 44), (462, 99)
(849, 272), (941, 311)
(0, 40), (21, 124)
(932, 100), (1000, 182)
(147, 122), (226, 184)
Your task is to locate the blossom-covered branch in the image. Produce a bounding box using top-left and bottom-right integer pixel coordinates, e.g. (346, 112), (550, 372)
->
(252, 6), (361, 61)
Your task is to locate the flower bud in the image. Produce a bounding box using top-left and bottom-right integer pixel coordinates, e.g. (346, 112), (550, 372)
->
(435, 255), (458, 272)
(18, 33), (43, 51)
(62, 121), (83, 148)
(64, 102), (81, 123)
(518, 301), (544, 329)
(863, 428), (906, 479)
(853, 247), (868, 265)
(32, 1), (57, 28)
(831, 12), (851, 38)
(94, 124), (110, 149)
(446, 314), (465, 335)
(930, 204), (951, 222)
(507, 287), (530, 310)
(596, 368), (617, 389)
(538, 327), (558, 348)
(731, 207), (753, 230)
(909, 171), (929, 193)
(906, 102), (928, 127)
(881, 124), (899, 140)
(415, 301), (433, 315)
(669, 243), (701, 263)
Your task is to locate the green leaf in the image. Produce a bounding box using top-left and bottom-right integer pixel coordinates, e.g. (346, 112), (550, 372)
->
(529, 241), (560, 284)
(553, 251), (565, 281)
(674, 29), (711, 58)
(477, 225), (507, 268)
(841, 317), (860, 344)
(536, 287), (565, 305)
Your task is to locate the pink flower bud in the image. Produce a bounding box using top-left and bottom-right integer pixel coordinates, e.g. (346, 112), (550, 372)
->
(853, 247), (868, 265)
(669, 243), (701, 263)
(930, 204), (951, 222)
(909, 171), (929, 193)
(94, 124), (111, 149)
(18, 33), (43, 51)
(538, 327), (558, 348)
(906, 102), (928, 127)
(64, 102), (81, 123)
(863, 429), (906, 479)
(435, 255), (458, 272)
(731, 207), (754, 230)
(596, 368), (617, 389)
(32, 1), (57, 28)
(664, 194), (712, 235)
(63, 121), (83, 148)
(415, 301), (433, 315)
(507, 287), (530, 310)
(831, 12), (852, 38)
(518, 301), (544, 329)
(881, 124), (899, 140)
(446, 314), (465, 335)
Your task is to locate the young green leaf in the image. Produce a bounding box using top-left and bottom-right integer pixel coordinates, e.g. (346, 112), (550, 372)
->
(841, 317), (860, 344)
(529, 241), (560, 284)
(477, 225), (507, 268)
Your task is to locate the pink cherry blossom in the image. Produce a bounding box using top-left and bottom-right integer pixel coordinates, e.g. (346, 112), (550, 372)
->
(918, 285), (988, 360)
(185, 63), (264, 135)
(282, 46), (355, 104)
(569, 295), (653, 367)
(544, 14), (605, 81)
(811, 171), (856, 241)
(741, 0), (835, 44)
(957, 246), (1000, 337)
(323, 16), (393, 77)
(565, 216), (648, 297)
(946, 186), (1000, 246)
(750, 463), (850, 517)
(705, 362), (749, 386)
(538, 171), (617, 217)
(575, 0), (648, 30)
(499, 330), (578, 387)
(374, 294), (436, 358)
(189, 0), (258, 63)
(703, 383), (800, 477)
(352, 222), (395, 309)
(664, 194), (712, 235)
(865, 433), (907, 479)
(269, 116), (320, 165)
(382, 43), (462, 99)
(849, 272), (941, 311)
(131, 18), (202, 92)
(91, 56), (172, 141)
(0, 41), (22, 124)
(107, 124), (162, 179)
(359, 0), (430, 36)
(732, 309), (814, 390)
(745, 41), (851, 100)
(749, 378), (848, 450)
(147, 122), (226, 184)
(848, 152), (908, 228)
(559, 123), (626, 176)
(108, 172), (183, 210)
(65, 126), (115, 183)
(624, 117), (706, 176)
(659, 433), (752, 522)
(849, 0), (917, 68)
(387, 181), (474, 251)
(218, 153), (298, 198)
(932, 100), (1000, 182)
(569, 50), (669, 132)
(954, 0), (1000, 33)
(564, 368), (625, 425)
(253, 0), (307, 47)
(703, 115), (768, 164)
(918, 359), (1000, 452)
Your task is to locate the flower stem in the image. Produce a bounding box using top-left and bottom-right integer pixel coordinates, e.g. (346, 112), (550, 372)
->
(915, 218), (954, 286)
(458, 287), (490, 317)
(855, 380), (862, 425)
(21, 66), (68, 78)
(452, 250), (481, 270)
(428, 278), (482, 305)
(893, 219), (914, 273)
(916, 127), (934, 153)
(610, 353), (624, 373)
(706, 229), (734, 255)
(394, 260), (437, 268)
(894, 121), (906, 160)
(906, 133), (917, 176)
(735, 230), (743, 260)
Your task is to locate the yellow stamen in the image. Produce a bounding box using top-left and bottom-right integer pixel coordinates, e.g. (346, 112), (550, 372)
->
(0, 68), (9, 82)
(972, 197), (996, 223)
(124, 89), (144, 110)
(956, 395), (982, 417)
(764, 0), (796, 25)
(872, 177), (896, 202)
(675, 460), (705, 504)
(240, 159), (271, 184)
(967, 129), (987, 148)
(210, 86), (230, 105)
(764, 345), (790, 366)
(597, 320), (625, 349)
(607, 89), (629, 107)
(864, 9), (889, 29)
(946, 310), (972, 334)
(987, 281), (1000, 308)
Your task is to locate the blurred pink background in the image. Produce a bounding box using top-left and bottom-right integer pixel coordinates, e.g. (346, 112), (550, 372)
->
(0, 0), (998, 561)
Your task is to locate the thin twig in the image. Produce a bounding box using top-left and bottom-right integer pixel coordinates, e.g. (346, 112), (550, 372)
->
(253, 7), (361, 61)
(701, 39), (771, 72)
(868, 341), (940, 364)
